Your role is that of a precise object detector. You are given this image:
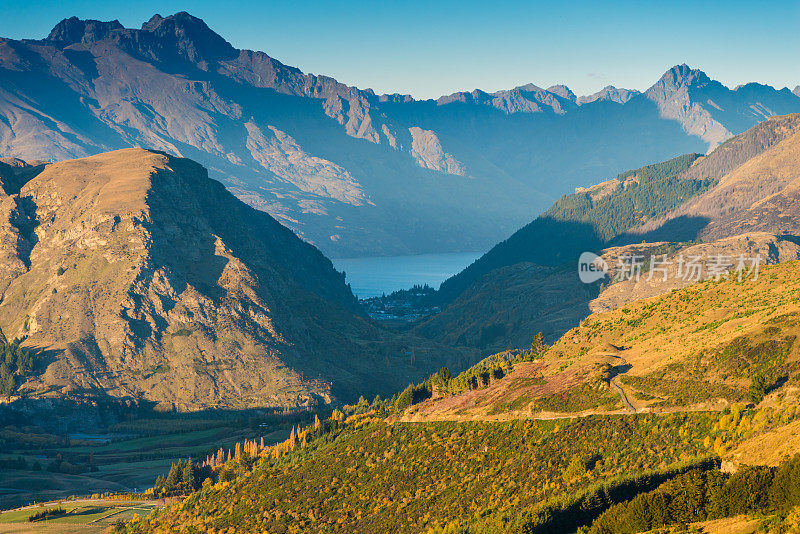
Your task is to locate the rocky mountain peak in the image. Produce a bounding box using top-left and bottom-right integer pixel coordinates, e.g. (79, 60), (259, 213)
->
(46, 12), (237, 67)
(514, 83), (545, 93)
(138, 11), (237, 65)
(46, 16), (123, 45)
(546, 85), (577, 101)
(642, 64), (732, 147)
(652, 64), (711, 91)
(794, 86), (800, 98)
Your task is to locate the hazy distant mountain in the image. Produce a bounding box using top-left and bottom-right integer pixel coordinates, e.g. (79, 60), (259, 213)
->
(0, 149), (474, 410)
(576, 85), (639, 105)
(436, 83), (578, 114)
(1, 14), (799, 256)
(645, 66), (800, 148)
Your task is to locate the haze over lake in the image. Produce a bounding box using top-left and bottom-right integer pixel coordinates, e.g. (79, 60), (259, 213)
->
(333, 252), (483, 298)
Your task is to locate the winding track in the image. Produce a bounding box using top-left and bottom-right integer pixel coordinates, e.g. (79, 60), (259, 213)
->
(610, 376), (636, 413)
(609, 355), (637, 413)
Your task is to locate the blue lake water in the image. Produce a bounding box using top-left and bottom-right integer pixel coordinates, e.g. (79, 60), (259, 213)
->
(332, 252), (483, 299)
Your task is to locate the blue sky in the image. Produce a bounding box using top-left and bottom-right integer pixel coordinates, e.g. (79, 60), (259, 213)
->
(1, 0), (798, 99)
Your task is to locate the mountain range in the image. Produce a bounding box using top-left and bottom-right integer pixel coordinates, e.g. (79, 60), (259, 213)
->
(1, 13), (799, 257)
(5, 11), (800, 530)
(4, 112), (796, 414)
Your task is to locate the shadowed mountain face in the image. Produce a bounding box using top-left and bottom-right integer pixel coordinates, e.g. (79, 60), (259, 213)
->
(0, 149), (476, 411)
(1, 14), (799, 257)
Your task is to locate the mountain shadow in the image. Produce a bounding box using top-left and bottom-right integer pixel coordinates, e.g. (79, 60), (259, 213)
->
(438, 217), (603, 304)
(613, 215), (712, 246)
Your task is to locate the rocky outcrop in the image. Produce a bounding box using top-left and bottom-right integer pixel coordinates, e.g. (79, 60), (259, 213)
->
(645, 65), (733, 148)
(546, 85), (577, 101)
(408, 127), (465, 175)
(243, 122), (370, 206)
(46, 16), (124, 45)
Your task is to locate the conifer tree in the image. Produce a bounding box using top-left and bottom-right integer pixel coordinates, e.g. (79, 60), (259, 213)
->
(182, 460), (196, 492)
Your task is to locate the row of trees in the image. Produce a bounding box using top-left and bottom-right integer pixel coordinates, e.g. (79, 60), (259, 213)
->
(28, 507), (66, 522)
(1, 452), (97, 474)
(152, 417), (335, 497)
(153, 459), (213, 497)
(391, 334), (549, 413)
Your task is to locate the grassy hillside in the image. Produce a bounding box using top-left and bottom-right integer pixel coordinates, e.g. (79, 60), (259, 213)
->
(412, 262), (598, 351)
(627, 113), (800, 242)
(409, 259), (800, 421)
(427, 114), (800, 355)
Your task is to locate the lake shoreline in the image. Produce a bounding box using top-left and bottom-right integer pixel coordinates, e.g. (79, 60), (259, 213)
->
(332, 252), (483, 299)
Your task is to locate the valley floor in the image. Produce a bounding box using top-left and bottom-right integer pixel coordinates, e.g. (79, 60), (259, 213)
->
(0, 499), (159, 533)
(0, 412), (306, 510)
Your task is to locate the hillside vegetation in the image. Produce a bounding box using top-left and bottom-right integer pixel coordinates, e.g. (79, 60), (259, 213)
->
(588, 454), (800, 534)
(0, 338), (33, 395)
(545, 152), (706, 241)
(420, 114), (800, 357)
(114, 391), (800, 533)
(628, 113), (800, 242)
(406, 259), (800, 421)
(106, 258), (800, 533)
(116, 412), (720, 533)
(437, 153), (705, 302)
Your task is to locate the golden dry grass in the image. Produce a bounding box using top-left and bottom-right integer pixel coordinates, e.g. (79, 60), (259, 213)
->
(684, 515), (762, 534)
(730, 418), (800, 466)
